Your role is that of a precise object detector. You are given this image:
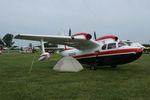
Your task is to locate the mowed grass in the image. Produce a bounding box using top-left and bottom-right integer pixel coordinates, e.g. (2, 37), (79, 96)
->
(0, 52), (150, 100)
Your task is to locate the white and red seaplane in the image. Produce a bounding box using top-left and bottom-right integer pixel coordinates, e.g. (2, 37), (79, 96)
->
(15, 30), (143, 69)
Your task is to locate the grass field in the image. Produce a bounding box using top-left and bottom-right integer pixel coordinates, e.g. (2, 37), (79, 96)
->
(0, 51), (150, 100)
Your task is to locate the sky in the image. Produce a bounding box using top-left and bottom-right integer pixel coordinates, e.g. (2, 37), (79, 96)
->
(0, 0), (150, 46)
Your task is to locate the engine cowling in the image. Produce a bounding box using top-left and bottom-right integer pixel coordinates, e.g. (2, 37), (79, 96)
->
(72, 33), (92, 40)
(38, 52), (50, 61)
(96, 36), (118, 41)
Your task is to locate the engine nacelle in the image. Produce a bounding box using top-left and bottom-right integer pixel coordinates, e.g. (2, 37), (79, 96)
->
(38, 52), (50, 61)
(72, 33), (92, 40)
(96, 36), (118, 41)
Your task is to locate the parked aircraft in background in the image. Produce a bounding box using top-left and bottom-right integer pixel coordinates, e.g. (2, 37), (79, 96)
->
(15, 30), (143, 69)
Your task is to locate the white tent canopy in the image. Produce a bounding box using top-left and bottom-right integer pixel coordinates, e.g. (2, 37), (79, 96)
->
(53, 56), (83, 72)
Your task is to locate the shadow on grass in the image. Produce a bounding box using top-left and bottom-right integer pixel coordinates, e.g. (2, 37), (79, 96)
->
(83, 63), (146, 74)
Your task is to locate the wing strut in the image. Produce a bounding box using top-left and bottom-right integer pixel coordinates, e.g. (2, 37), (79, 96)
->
(41, 39), (45, 53)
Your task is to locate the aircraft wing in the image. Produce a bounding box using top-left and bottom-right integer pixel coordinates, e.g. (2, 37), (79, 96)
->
(15, 34), (99, 50)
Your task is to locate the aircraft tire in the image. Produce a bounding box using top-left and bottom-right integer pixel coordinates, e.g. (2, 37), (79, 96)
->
(90, 66), (96, 70)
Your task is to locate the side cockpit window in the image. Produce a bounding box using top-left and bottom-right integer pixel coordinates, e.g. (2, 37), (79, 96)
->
(102, 44), (107, 50)
(118, 41), (126, 47)
(108, 43), (116, 49)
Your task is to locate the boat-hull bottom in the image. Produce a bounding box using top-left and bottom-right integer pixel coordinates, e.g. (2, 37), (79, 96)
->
(77, 52), (142, 66)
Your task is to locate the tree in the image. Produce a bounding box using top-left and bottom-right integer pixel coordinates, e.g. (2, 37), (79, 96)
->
(0, 39), (4, 46)
(142, 44), (150, 47)
(29, 43), (32, 49)
(3, 33), (14, 47)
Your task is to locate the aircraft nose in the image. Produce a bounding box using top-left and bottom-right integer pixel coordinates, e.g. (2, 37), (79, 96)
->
(136, 48), (143, 53)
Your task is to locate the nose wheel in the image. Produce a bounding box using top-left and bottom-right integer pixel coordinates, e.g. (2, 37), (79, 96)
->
(90, 66), (96, 70)
(90, 60), (97, 70)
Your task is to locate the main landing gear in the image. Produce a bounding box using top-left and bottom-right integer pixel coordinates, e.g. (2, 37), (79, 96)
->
(90, 65), (117, 70)
(90, 61), (97, 70)
(90, 66), (96, 70)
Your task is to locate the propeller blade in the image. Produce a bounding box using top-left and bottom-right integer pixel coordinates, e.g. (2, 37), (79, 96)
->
(69, 28), (71, 36)
(94, 32), (97, 40)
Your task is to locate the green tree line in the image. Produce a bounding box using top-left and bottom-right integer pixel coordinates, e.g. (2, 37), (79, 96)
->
(0, 33), (14, 47)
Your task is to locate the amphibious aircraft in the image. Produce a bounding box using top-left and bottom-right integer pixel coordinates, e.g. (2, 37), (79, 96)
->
(15, 30), (143, 69)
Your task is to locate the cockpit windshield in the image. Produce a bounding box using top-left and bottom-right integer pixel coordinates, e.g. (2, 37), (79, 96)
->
(118, 41), (127, 47)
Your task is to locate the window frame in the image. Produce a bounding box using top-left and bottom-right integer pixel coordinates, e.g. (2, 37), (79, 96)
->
(107, 43), (116, 49)
(102, 44), (107, 50)
(118, 41), (126, 48)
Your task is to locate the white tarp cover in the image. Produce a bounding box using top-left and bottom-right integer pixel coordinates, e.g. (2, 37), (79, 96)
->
(53, 56), (83, 72)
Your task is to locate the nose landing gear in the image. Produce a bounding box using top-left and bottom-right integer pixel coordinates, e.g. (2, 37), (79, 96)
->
(90, 65), (96, 70)
(90, 60), (98, 70)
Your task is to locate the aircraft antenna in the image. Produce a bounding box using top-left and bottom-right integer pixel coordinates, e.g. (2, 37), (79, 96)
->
(94, 32), (97, 40)
(69, 28), (71, 36)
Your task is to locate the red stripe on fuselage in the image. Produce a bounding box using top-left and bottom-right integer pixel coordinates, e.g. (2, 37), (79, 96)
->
(64, 48), (73, 51)
(40, 54), (50, 57)
(73, 49), (142, 59)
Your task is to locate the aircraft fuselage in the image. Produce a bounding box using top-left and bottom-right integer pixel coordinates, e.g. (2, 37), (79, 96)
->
(59, 41), (143, 67)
